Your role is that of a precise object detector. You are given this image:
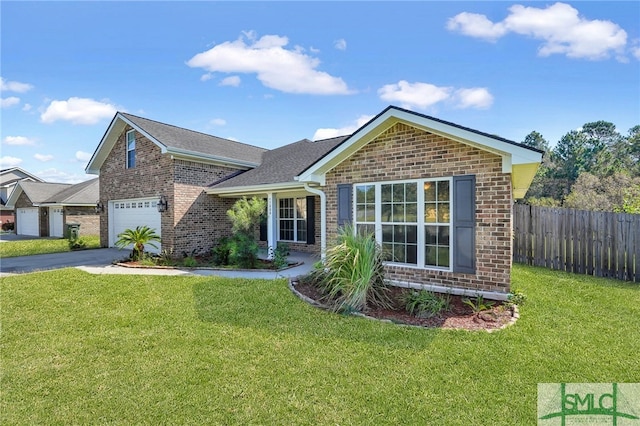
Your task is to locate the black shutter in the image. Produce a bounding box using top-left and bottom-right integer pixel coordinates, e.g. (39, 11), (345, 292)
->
(337, 184), (352, 227)
(306, 196), (315, 245)
(452, 175), (476, 274)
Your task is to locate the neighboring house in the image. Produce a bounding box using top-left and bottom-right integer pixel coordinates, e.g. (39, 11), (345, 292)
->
(6, 178), (100, 237)
(0, 167), (46, 227)
(87, 106), (543, 298)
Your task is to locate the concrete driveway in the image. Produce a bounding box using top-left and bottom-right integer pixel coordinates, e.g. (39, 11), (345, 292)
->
(1, 248), (127, 275)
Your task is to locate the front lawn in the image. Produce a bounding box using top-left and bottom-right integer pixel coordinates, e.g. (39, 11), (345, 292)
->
(1, 265), (638, 424)
(0, 235), (100, 258)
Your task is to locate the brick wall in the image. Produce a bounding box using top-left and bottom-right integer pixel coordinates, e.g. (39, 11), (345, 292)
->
(65, 207), (100, 236)
(172, 160), (238, 255)
(324, 122), (513, 294)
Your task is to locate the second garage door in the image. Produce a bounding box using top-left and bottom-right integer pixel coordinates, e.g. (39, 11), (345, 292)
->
(109, 198), (162, 254)
(17, 207), (39, 236)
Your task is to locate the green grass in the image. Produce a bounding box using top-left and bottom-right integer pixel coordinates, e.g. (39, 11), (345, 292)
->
(1, 265), (638, 424)
(0, 235), (100, 258)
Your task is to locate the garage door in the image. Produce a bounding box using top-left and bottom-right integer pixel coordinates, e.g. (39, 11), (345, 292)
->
(109, 198), (162, 254)
(17, 208), (39, 236)
(49, 207), (64, 238)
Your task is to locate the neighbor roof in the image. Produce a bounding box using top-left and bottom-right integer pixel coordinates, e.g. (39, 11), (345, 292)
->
(6, 181), (71, 207)
(86, 112), (267, 174)
(208, 136), (348, 193)
(0, 167), (45, 186)
(42, 178), (99, 205)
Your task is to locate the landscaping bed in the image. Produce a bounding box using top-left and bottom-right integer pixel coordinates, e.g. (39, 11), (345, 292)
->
(291, 281), (517, 331)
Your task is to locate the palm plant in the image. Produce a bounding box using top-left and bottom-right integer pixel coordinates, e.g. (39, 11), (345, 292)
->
(115, 226), (161, 261)
(323, 224), (392, 313)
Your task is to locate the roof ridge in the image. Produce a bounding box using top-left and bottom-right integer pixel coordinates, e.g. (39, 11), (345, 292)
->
(119, 112), (267, 152)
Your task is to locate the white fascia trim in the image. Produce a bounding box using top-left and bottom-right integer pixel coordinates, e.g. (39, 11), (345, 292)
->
(40, 203), (94, 207)
(206, 182), (306, 197)
(167, 148), (259, 169)
(298, 108), (542, 181)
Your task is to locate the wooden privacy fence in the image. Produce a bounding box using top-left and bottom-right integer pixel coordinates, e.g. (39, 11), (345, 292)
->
(513, 205), (639, 282)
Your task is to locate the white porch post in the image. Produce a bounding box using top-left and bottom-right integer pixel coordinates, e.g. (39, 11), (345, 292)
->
(266, 192), (278, 260)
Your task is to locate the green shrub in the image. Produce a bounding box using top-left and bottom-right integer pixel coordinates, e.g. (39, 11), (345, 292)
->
(402, 289), (451, 318)
(323, 225), (392, 313)
(183, 256), (197, 267)
(211, 237), (231, 266)
(507, 290), (527, 307)
(462, 295), (495, 313)
(272, 243), (290, 270)
(229, 233), (258, 269)
(115, 226), (161, 261)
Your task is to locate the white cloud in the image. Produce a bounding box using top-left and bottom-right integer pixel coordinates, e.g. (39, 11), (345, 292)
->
(75, 151), (92, 162)
(448, 2), (630, 61)
(37, 168), (93, 184)
(220, 76), (241, 87)
(210, 118), (226, 126)
(0, 77), (34, 93)
(41, 97), (118, 125)
(446, 12), (507, 41)
(200, 73), (213, 82)
(313, 115), (374, 140)
(34, 153), (54, 162)
(334, 38), (347, 51)
(187, 32), (353, 95)
(3, 136), (36, 146)
(378, 81), (452, 110)
(22, 103), (32, 112)
(378, 80), (494, 110)
(1, 97), (20, 108)
(452, 87), (494, 109)
(0, 156), (23, 167)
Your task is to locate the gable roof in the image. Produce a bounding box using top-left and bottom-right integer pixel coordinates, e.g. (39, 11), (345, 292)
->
(5, 179), (100, 208)
(86, 112), (268, 174)
(42, 178), (99, 206)
(208, 136), (348, 194)
(297, 106), (543, 199)
(6, 181), (71, 208)
(0, 167), (45, 186)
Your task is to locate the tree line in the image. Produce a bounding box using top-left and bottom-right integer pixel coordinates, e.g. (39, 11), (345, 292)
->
(520, 121), (640, 214)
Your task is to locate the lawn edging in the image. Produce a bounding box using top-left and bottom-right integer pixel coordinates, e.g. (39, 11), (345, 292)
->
(288, 277), (520, 332)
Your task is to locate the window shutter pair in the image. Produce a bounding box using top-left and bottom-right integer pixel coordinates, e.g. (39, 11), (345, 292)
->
(336, 176), (476, 273)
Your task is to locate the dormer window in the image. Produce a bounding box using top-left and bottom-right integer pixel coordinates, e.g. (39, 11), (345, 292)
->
(126, 130), (136, 169)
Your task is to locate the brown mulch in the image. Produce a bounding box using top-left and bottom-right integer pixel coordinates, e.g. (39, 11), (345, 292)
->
(291, 282), (516, 331)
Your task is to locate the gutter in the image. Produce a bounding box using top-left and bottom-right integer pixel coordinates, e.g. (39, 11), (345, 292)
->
(303, 183), (326, 261)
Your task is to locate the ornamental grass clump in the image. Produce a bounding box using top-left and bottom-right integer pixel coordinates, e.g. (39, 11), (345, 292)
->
(323, 225), (392, 313)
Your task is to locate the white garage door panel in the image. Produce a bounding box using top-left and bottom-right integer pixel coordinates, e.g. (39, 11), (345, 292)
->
(110, 198), (161, 254)
(49, 207), (64, 238)
(17, 208), (39, 236)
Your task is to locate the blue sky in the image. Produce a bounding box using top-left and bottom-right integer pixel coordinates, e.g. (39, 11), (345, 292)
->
(1, 1), (639, 183)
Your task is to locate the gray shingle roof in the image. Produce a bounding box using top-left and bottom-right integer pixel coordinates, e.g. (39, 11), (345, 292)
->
(121, 113), (267, 165)
(43, 178), (99, 205)
(211, 136), (348, 188)
(19, 182), (72, 204)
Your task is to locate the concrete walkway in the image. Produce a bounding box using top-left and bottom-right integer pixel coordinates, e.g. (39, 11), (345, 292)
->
(1, 248), (317, 279)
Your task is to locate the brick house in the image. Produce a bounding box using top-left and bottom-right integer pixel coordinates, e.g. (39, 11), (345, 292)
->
(6, 178), (100, 237)
(88, 106), (542, 298)
(0, 167), (46, 228)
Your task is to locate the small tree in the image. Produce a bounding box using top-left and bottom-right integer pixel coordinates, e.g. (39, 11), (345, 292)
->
(115, 225), (161, 261)
(225, 197), (266, 268)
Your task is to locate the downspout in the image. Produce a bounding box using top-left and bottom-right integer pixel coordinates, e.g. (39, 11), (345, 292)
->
(303, 183), (326, 261)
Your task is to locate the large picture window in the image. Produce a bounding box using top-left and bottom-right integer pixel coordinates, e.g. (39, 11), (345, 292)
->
(279, 198), (307, 242)
(126, 130), (136, 169)
(354, 178), (452, 270)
